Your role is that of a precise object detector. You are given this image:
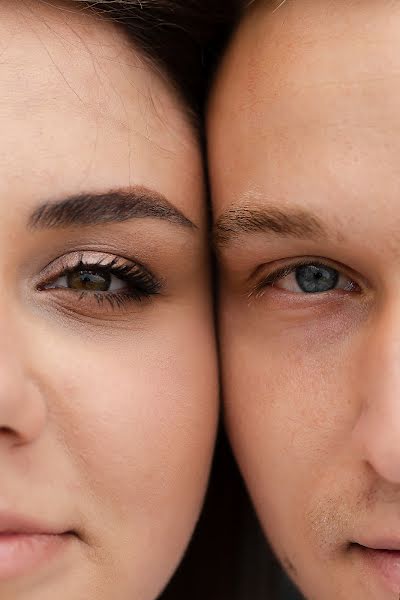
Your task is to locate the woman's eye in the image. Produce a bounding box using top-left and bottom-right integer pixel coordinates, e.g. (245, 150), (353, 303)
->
(274, 264), (354, 294)
(49, 268), (126, 293)
(38, 253), (161, 311)
(37, 252), (163, 313)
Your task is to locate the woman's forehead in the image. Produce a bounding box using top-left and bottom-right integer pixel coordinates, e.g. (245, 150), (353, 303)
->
(0, 1), (191, 135)
(0, 0), (204, 225)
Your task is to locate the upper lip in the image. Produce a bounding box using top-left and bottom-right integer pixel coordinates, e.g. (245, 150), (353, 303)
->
(0, 512), (70, 536)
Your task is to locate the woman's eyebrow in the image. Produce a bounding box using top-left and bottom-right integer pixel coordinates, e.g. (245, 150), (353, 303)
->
(28, 187), (197, 231)
(213, 204), (329, 248)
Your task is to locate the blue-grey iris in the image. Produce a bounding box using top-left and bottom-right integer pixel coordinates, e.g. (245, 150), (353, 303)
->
(295, 265), (339, 293)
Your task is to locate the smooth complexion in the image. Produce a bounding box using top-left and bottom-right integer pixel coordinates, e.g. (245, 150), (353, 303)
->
(209, 0), (400, 598)
(0, 2), (217, 599)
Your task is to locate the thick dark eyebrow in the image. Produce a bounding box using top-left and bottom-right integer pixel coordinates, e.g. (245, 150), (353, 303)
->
(28, 187), (196, 231)
(213, 205), (327, 248)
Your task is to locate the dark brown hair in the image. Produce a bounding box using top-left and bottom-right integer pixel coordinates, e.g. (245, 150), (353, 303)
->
(71, 0), (242, 115)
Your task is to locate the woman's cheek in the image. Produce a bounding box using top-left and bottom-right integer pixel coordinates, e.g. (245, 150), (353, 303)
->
(30, 305), (216, 506)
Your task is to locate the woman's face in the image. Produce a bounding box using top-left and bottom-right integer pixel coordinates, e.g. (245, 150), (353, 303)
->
(0, 2), (217, 599)
(210, 1), (400, 598)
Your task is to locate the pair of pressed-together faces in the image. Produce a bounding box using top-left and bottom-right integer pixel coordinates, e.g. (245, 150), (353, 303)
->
(3, 0), (400, 599)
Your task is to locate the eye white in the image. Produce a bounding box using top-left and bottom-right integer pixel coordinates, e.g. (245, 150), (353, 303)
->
(108, 275), (126, 291)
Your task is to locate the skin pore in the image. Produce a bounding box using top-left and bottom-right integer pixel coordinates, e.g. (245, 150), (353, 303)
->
(209, 0), (400, 598)
(0, 1), (217, 599)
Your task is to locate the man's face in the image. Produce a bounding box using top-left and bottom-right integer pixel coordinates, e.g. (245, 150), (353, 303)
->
(209, 1), (400, 597)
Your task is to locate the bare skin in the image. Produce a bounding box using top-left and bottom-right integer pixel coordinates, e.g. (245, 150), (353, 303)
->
(209, 1), (400, 598)
(0, 2), (217, 599)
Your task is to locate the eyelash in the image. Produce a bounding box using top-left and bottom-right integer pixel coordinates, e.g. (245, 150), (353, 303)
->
(38, 254), (161, 310)
(252, 258), (360, 298)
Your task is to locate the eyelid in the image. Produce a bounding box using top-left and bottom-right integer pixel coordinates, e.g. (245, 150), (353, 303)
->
(37, 251), (152, 289)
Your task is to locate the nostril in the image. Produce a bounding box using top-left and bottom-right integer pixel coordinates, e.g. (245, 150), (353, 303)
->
(0, 427), (14, 436)
(0, 426), (29, 448)
(0, 385), (47, 444)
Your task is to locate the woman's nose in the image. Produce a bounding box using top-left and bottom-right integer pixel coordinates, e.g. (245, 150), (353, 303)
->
(0, 320), (47, 447)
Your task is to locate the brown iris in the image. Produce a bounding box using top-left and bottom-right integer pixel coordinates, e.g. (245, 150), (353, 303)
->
(67, 269), (111, 291)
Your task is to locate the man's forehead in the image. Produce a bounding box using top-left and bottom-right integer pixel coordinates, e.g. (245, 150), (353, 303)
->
(213, 0), (400, 114)
(209, 0), (400, 212)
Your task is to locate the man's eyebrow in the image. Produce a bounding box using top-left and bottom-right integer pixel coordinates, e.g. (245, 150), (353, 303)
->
(213, 205), (327, 247)
(28, 187), (196, 231)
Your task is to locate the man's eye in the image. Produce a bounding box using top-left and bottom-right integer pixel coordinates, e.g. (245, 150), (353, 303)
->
(261, 262), (358, 295)
(49, 268), (126, 293)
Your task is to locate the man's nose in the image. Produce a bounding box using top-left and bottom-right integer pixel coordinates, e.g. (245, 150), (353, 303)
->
(355, 300), (400, 484)
(0, 317), (47, 447)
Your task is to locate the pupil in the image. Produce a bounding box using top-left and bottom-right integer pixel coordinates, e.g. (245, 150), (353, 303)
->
(295, 265), (339, 293)
(67, 269), (111, 291)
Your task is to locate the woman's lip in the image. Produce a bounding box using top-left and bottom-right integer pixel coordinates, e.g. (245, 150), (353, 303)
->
(356, 544), (400, 594)
(0, 511), (77, 580)
(0, 511), (70, 536)
(0, 532), (75, 580)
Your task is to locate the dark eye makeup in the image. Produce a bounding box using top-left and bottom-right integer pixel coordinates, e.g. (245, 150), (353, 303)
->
(37, 252), (162, 311)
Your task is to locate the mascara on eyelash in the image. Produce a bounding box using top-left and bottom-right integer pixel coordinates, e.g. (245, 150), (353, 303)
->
(38, 253), (162, 303)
